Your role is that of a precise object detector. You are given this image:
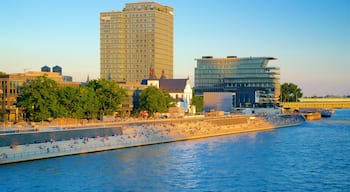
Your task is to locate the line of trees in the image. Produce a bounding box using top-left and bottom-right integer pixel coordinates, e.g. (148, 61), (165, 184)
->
(16, 76), (179, 122)
(17, 76), (128, 122)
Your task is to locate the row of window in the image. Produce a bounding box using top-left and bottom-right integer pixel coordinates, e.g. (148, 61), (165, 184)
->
(195, 72), (277, 79)
(103, 29), (156, 33)
(101, 44), (154, 49)
(0, 88), (21, 96)
(195, 80), (277, 87)
(225, 83), (275, 88)
(224, 79), (276, 83)
(126, 13), (155, 18)
(196, 65), (273, 70)
(102, 23), (156, 29)
(1, 81), (23, 87)
(100, 39), (154, 44)
(131, 22), (154, 27)
(102, 57), (154, 63)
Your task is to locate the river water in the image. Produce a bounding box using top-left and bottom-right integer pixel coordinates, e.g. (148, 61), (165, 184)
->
(1, 109), (349, 192)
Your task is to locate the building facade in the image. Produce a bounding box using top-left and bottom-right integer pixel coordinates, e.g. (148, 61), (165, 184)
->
(52, 65), (62, 76)
(100, 2), (174, 83)
(195, 56), (280, 108)
(0, 72), (80, 122)
(203, 92), (233, 112)
(142, 78), (192, 113)
(41, 66), (51, 72)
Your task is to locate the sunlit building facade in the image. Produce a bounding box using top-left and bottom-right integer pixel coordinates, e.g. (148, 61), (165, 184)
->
(195, 56), (280, 108)
(100, 2), (174, 83)
(0, 72), (80, 122)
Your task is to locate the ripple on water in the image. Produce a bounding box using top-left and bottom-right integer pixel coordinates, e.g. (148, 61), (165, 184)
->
(1, 109), (350, 191)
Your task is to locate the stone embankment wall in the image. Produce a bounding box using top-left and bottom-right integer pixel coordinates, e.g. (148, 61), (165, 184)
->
(0, 127), (122, 147)
(120, 115), (274, 141)
(1, 115), (292, 164)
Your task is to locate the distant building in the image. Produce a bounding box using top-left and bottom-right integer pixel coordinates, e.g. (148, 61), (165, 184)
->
(195, 56), (280, 108)
(63, 76), (73, 82)
(41, 65), (71, 82)
(117, 82), (147, 117)
(52, 65), (62, 75)
(142, 77), (192, 112)
(0, 72), (80, 122)
(41, 65), (51, 72)
(203, 92), (233, 112)
(100, 2), (174, 83)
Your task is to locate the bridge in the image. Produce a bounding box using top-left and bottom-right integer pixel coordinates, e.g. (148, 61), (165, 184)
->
(281, 98), (350, 109)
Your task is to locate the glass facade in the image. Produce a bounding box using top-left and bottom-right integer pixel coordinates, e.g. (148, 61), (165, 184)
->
(195, 56), (280, 107)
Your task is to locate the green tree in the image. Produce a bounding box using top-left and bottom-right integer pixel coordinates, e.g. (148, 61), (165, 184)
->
(56, 86), (80, 118)
(0, 71), (7, 75)
(78, 86), (99, 119)
(87, 79), (128, 116)
(139, 86), (174, 116)
(280, 82), (303, 102)
(17, 75), (59, 121)
(191, 88), (204, 112)
(191, 95), (203, 112)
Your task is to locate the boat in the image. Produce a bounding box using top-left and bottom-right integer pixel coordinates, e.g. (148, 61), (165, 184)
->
(303, 112), (321, 121)
(321, 110), (332, 118)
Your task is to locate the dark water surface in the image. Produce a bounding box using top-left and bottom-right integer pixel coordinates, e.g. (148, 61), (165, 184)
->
(1, 109), (350, 192)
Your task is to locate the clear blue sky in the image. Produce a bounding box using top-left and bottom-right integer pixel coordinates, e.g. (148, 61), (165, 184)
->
(1, 0), (349, 96)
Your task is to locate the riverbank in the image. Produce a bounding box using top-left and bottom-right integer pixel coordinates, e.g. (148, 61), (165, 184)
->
(0, 114), (304, 164)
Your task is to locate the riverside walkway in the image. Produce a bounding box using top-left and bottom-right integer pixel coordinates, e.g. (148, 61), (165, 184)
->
(0, 114), (304, 164)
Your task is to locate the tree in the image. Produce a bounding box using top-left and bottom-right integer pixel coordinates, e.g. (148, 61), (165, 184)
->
(87, 79), (128, 116)
(17, 75), (59, 121)
(280, 82), (303, 102)
(191, 88), (203, 112)
(0, 71), (6, 75)
(78, 86), (99, 119)
(191, 95), (203, 112)
(139, 86), (174, 116)
(56, 86), (100, 119)
(56, 86), (80, 118)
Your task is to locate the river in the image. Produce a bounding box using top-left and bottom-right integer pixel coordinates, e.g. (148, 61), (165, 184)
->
(1, 109), (349, 191)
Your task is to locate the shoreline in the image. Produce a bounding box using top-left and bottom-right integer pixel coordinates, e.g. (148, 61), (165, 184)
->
(0, 114), (304, 165)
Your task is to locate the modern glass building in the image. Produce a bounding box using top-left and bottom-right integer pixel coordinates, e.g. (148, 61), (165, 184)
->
(195, 56), (280, 108)
(100, 2), (173, 83)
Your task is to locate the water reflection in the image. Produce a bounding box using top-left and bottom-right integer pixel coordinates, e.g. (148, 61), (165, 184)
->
(1, 109), (350, 191)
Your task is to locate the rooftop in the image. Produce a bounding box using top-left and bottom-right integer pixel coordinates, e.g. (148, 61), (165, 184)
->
(196, 56), (277, 61)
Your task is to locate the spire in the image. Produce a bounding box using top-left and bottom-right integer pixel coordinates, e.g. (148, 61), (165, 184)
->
(149, 67), (157, 80)
(86, 74), (90, 83)
(160, 69), (166, 79)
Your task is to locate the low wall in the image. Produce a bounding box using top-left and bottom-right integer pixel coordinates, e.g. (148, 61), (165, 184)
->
(0, 115), (305, 164)
(0, 127), (122, 147)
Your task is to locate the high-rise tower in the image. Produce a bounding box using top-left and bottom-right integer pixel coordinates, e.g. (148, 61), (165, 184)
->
(100, 2), (173, 82)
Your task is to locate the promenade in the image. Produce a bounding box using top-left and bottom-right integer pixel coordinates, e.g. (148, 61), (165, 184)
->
(0, 114), (303, 164)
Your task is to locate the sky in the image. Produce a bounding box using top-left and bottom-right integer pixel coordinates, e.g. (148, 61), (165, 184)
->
(0, 0), (349, 96)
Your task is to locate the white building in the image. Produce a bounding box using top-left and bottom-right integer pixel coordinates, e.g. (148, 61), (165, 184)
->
(144, 78), (192, 112)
